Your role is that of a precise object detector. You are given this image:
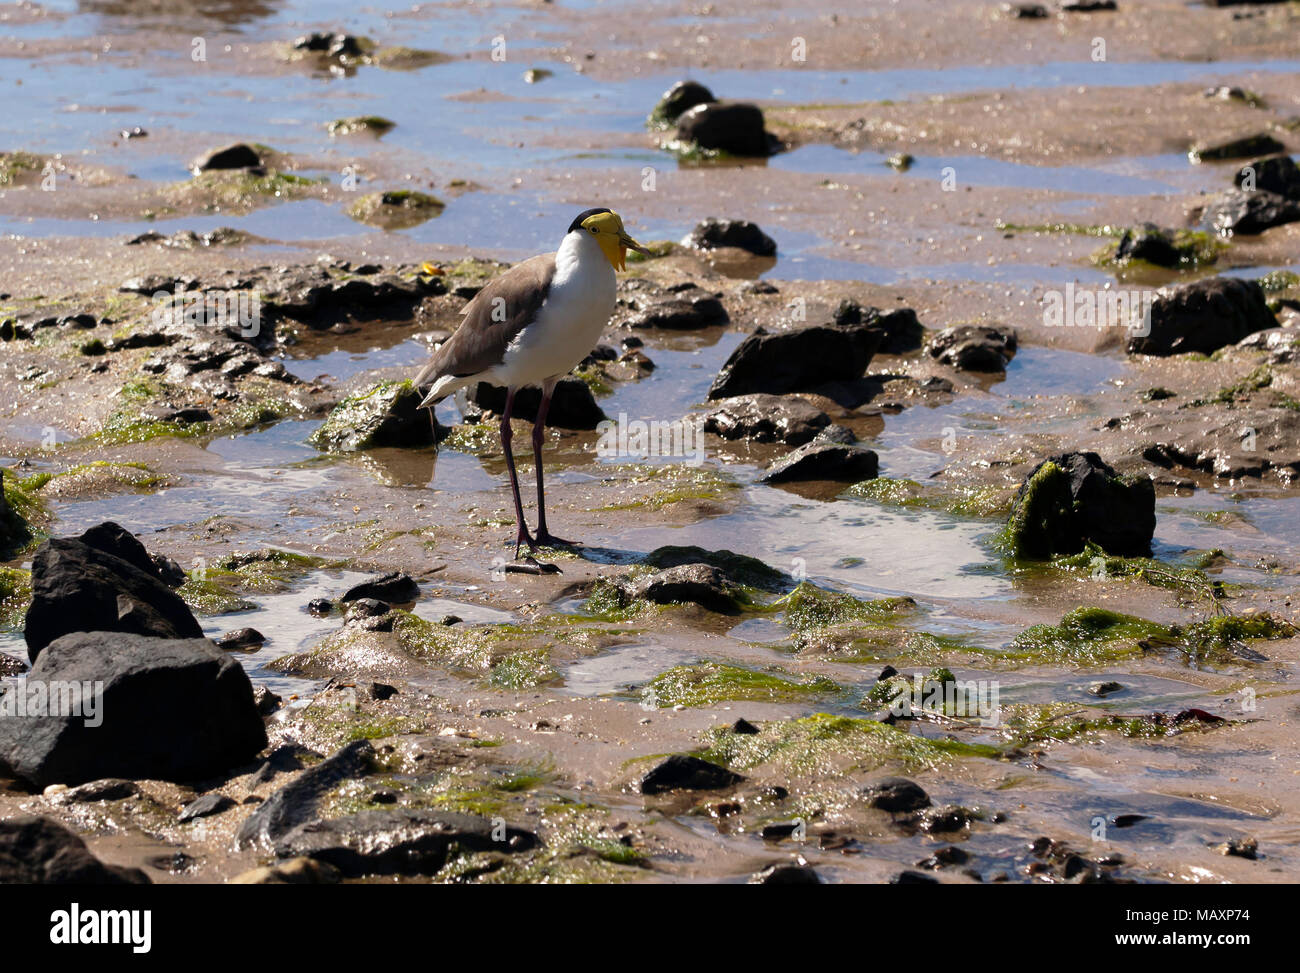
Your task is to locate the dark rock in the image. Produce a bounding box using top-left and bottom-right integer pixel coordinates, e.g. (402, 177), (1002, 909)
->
(49, 778), (139, 804)
(0, 653), (25, 677)
(472, 377), (606, 430)
(833, 302), (924, 354)
(927, 325), (1017, 371)
(178, 793), (237, 822)
(236, 740), (374, 848)
(624, 564), (745, 614)
(249, 742), (309, 785)
(252, 685), (281, 716)
(369, 682), (398, 701)
(274, 809), (537, 877)
(683, 218), (776, 256)
(0, 632), (266, 788)
(731, 718), (759, 734)
(703, 393), (830, 446)
(917, 845), (970, 868)
(1235, 155), (1300, 200)
(863, 777), (932, 813)
(0, 469), (33, 555)
(340, 571), (419, 605)
(1114, 224), (1183, 267)
(151, 553), (187, 588)
(812, 425), (857, 445)
(1202, 188), (1300, 235)
(759, 442), (879, 484)
(1127, 276), (1276, 356)
(749, 863), (822, 884)
(215, 627), (265, 651)
(0, 816), (149, 884)
(674, 102), (776, 157)
(891, 870), (939, 884)
(640, 754), (745, 795)
(1007, 451), (1155, 558)
(918, 804), (974, 833)
(1190, 132), (1285, 163)
(1088, 680), (1123, 697)
(708, 322), (882, 399)
(641, 545), (789, 591)
(651, 80), (716, 124)
(617, 280), (729, 330)
(192, 143), (263, 173)
(58, 313), (98, 329)
(142, 405), (214, 425)
(308, 598), (333, 615)
(1002, 2), (1049, 15)
(1061, 0), (1116, 9)
(309, 380), (446, 451)
(1134, 407), (1300, 480)
(24, 522), (204, 661)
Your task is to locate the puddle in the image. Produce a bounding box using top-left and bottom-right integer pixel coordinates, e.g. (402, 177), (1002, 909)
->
(557, 641), (699, 698)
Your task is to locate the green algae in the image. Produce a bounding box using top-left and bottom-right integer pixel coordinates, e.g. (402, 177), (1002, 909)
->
(1004, 607), (1171, 665)
(594, 464), (738, 512)
(1000, 460), (1071, 559)
(0, 567), (31, 629)
(347, 190), (445, 229)
(848, 477), (1013, 518)
(0, 151), (43, 186)
(998, 702), (1208, 746)
(699, 713), (1003, 776)
(640, 662), (843, 709)
(778, 581), (917, 635)
(308, 379), (429, 452)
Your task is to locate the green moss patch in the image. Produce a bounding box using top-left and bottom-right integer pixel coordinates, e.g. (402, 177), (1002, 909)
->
(641, 662), (842, 709)
(778, 581), (917, 635)
(699, 712), (1003, 776)
(0, 567), (32, 629)
(848, 477), (1013, 518)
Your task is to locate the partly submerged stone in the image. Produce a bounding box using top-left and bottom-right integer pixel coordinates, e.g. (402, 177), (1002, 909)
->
(236, 740), (373, 849)
(1234, 155), (1300, 199)
(1202, 189), (1300, 236)
(1005, 452), (1155, 558)
(308, 380), (444, 451)
(682, 218), (777, 256)
(641, 545), (789, 592)
(471, 377), (606, 430)
(24, 522), (203, 661)
(639, 754), (745, 795)
(616, 279), (729, 330)
(0, 816), (150, 884)
(275, 809), (538, 877)
(760, 442), (880, 484)
(1127, 277), (1277, 356)
(863, 777), (932, 813)
(708, 322), (882, 399)
(833, 301), (924, 354)
(192, 143), (263, 173)
(674, 102), (776, 157)
(1189, 132), (1285, 163)
(340, 571), (420, 604)
(619, 564), (747, 614)
(346, 190), (445, 229)
(649, 80), (716, 126)
(749, 863), (822, 884)
(927, 325), (1017, 372)
(0, 632), (266, 788)
(703, 393), (830, 446)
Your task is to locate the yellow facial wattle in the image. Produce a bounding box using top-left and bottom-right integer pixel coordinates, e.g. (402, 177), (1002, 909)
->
(581, 209), (650, 271)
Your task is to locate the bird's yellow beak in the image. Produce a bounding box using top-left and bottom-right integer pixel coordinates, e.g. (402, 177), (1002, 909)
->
(581, 210), (649, 271)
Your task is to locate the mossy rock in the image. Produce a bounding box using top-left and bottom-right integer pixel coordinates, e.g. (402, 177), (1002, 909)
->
(642, 545), (789, 592)
(0, 469), (41, 556)
(1005, 607), (1171, 665)
(328, 116), (396, 137)
(309, 380), (442, 452)
(641, 662), (842, 708)
(0, 567), (32, 628)
(347, 190), (445, 229)
(778, 581), (917, 635)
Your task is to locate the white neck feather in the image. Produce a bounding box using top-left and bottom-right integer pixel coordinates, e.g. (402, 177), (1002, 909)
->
(556, 228), (606, 280)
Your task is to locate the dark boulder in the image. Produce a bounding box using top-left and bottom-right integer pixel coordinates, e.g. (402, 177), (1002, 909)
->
(1190, 132), (1285, 163)
(0, 632), (266, 788)
(236, 740), (374, 848)
(24, 522), (203, 662)
(1127, 277), (1277, 356)
(472, 377), (606, 430)
(749, 863), (822, 884)
(703, 393), (831, 446)
(675, 103), (776, 157)
(192, 143), (263, 173)
(640, 754), (745, 795)
(340, 571), (419, 605)
(641, 545), (789, 592)
(1006, 451), (1155, 558)
(650, 80), (716, 125)
(0, 816), (149, 884)
(215, 627), (265, 651)
(1202, 189), (1300, 236)
(622, 564), (746, 614)
(1114, 224), (1183, 268)
(709, 322), (882, 399)
(927, 325), (1017, 372)
(683, 219), (777, 257)
(759, 442), (879, 484)
(274, 809), (538, 877)
(863, 777), (932, 813)
(308, 380), (446, 451)
(617, 280), (729, 330)
(833, 301), (924, 353)
(1235, 155), (1300, 199)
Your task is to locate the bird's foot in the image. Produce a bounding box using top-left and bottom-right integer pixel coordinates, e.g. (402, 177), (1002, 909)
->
(513, 527), (537, 560)
(533, 528), (578, 549)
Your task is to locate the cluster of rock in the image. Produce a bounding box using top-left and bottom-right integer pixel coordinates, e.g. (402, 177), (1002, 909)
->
(650, 80), (781, 158)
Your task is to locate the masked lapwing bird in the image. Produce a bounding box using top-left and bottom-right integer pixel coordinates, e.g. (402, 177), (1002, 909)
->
(415, 208), (650, 556)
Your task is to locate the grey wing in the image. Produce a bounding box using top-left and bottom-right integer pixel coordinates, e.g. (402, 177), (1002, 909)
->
(412, 253), (555, 393)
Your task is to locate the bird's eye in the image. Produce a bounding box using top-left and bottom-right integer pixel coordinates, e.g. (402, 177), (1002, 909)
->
(590, 227), (598, 234)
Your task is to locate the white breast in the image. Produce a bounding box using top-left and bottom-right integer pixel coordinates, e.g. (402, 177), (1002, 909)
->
(491, 230), (616, 389)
